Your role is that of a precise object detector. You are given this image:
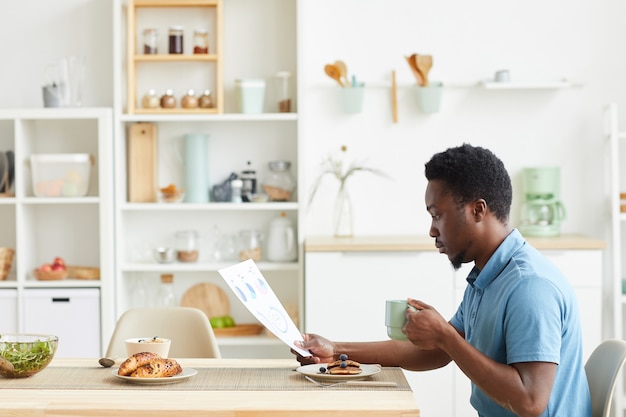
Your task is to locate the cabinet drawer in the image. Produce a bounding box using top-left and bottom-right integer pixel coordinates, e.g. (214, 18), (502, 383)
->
(22, 288), (101, 358)
(0, 289), (18, 333)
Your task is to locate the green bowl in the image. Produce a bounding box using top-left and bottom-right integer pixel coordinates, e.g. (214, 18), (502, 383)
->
(0, 333), (58, 378)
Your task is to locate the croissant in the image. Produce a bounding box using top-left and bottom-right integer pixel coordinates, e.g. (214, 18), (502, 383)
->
(130, 358), (182, 378)
(118, 352), (161, 376)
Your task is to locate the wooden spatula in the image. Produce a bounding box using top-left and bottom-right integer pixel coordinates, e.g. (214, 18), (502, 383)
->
(334, 60), (351, 87)
(324, 64), (345, 87)
(404, 54), (423, 86)
(415, 55), (433, 87)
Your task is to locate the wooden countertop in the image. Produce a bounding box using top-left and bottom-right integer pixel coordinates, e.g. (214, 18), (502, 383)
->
(1, 358), (421, 417)
(305, 234), (605, 252)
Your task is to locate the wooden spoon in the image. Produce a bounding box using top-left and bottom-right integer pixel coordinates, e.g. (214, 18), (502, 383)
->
(334, 60), (351, 87)
(404, 54), (423, 86)
(415, 55), (433, 87)
(324, 64), (345, 87)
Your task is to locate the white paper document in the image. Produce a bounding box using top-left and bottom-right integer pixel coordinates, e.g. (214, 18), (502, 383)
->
(218, 259), (311, 357)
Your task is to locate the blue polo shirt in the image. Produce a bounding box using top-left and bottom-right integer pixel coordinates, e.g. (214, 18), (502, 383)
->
(449, 229), (591, 417)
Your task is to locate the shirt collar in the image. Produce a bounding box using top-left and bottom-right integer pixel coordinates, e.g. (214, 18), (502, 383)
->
(466, 229), (524, 289)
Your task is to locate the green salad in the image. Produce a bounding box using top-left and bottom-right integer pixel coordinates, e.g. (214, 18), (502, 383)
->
(0, 335), (56, 377)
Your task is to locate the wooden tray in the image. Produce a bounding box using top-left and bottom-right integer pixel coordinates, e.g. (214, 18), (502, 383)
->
(212, 323), (264, 337)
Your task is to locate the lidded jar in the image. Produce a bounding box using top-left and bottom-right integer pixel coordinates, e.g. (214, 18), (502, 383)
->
(239, 230), (263, 261)
(198, 89), (213, 108)
(193, 28), (209, 54)
(160, 89), (176, 108)
(143, 28), (158, 54)
(181, 89), (198, 109)
(168, 26), (184, 54)
(142, 88), (160, 109)
(176, 230), (199, 262)
(262, 160), (295, 202)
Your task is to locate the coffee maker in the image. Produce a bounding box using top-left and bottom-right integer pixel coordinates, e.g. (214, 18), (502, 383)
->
(518, 167), (566, 237)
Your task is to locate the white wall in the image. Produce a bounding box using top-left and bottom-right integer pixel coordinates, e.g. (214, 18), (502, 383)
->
(298, 0), (626, 240)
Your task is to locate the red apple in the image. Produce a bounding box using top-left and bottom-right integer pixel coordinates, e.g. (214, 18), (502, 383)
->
(53, 257), (66, 267)
(39, 263), (52, 272)
(51, 263), (65, 272)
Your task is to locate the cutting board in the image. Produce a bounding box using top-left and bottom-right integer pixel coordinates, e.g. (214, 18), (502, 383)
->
(180, 282), (230, 318)
(180, 282), (264, 337)
(127, 122), (157, 202)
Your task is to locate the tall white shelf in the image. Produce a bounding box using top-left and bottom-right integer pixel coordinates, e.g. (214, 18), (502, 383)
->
(605, 102), (626, 416)
(111, 0), (301, 358)
(0, 108), (115, 357)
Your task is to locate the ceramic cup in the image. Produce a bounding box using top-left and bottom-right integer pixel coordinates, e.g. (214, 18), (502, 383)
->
(125, 337), (171, 358)
(385, 300), (418, 340)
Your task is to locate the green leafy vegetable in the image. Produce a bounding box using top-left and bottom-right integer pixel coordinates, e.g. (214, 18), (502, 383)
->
(0, 336), (56, 377)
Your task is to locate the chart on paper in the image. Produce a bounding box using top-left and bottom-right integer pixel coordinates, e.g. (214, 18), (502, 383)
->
(218, 259), (311, 357)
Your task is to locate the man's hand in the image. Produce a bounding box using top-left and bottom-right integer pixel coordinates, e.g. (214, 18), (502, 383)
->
(292, 333), (336, 364)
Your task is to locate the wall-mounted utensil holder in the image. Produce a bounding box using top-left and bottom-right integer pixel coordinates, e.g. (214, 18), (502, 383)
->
(415, 82), (443, 113)
(341, 86), (364, 114)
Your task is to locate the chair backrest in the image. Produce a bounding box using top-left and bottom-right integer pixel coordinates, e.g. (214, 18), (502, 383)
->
(105, 307), (221, 359)
(585, 339), (626, 417)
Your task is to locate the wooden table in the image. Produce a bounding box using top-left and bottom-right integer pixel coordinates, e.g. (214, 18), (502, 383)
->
(0, 358), (421, 417)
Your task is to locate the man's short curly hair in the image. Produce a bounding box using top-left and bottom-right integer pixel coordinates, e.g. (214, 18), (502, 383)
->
(424, 143), (512, 223)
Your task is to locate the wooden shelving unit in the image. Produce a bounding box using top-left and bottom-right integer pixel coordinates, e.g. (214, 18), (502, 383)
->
(126, 0), (223, 114)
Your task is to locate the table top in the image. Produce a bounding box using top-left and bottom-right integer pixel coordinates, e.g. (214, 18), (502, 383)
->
(1, 358), (421, 417)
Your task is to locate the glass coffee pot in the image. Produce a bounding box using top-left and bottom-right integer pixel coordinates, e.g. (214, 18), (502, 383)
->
(519, 167), (566, 237)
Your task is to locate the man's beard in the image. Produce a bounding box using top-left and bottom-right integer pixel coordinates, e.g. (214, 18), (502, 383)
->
(450, 252), (465, 271)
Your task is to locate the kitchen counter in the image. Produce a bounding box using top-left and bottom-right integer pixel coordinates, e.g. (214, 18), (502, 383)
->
(1, 358), (421, 417)
(304, 234), (606, 252)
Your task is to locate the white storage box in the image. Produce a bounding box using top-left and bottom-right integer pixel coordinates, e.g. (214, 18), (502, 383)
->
(30, 153), (92, 197)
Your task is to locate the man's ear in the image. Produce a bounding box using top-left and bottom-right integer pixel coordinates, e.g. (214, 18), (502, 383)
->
(472, 199), (487, 220)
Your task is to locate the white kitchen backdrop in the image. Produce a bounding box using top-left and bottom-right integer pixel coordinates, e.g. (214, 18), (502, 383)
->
(1, 0), (625, 338)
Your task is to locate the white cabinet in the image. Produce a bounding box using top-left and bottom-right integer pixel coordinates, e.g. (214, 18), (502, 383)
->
(304, 238), (456, 417)
(305, 235), (604, 417)
(0, 289), (18, 333)
(111, 0), (300, 359)
(22, 288), (101, 358)
(0, 108), (114, 357)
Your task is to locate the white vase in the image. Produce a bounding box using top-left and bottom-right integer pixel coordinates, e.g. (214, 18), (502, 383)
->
(333, 185), (353, 237)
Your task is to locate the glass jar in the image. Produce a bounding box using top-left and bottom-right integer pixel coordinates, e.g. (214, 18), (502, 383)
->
(160, 89), (176, 108)
(141, 88), (160, 109)
(181, 89), (198, 109)
(168, 26), (184, 54)
(262, 160), (295, 201)
(276, 71), (291, 112)
(176, 230), (199, 262)
(143, 28), (158, 54)
(193, 28), (209, 54)
(230, 179), (243, 203)
(157, 274), (176, 307)
(198, 89), (213, 108)
(239, 230), (263, 261)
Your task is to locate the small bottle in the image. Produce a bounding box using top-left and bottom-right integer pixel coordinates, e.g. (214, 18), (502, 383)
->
(230, 179), (243, 203)
(160, 89), (176, 108)
(141, 88), (160, 109)
(143, 28), (158, 54)
(157, 274), (176, 307)
(193, 29), (209, 54)
(181, 89), (198, 109)
(133, 275), (148, 307)
(198, 89), (214, 108)
(168, 26), (184, 54)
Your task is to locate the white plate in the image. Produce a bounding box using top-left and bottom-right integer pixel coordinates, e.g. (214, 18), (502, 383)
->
(296, 363), (381, 382)
(112, 367), (197, 384)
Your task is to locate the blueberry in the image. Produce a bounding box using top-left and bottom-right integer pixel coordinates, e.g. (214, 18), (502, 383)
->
(339, 353), (348, 361)
(319, 366), (327, 373)
(340, 361), (347, 368)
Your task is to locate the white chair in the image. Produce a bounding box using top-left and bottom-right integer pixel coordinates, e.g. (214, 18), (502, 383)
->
(105, 307), (221, 359)
(585, 339), (626, 417)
